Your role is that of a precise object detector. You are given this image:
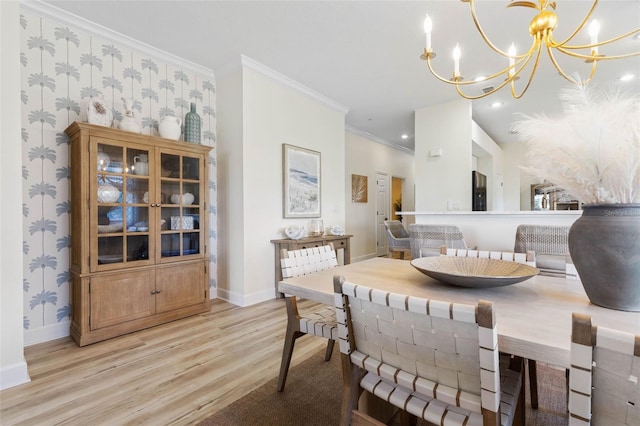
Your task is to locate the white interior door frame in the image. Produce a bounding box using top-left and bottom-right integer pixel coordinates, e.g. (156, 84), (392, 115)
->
(376, 172), (389, 257)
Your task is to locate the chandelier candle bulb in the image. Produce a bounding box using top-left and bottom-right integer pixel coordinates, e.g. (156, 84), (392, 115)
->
(508, 43), (516, 76)
(424, 14), (432, 50)
(453, 43), (461, 77)
(589, 20), (600, 55)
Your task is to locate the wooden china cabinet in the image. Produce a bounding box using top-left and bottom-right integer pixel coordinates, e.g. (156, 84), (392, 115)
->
(65, 122), (212, 346)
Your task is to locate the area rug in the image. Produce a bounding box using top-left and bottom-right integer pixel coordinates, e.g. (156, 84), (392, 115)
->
(199, 351), (342, 426)
(200, 349), (568, 426)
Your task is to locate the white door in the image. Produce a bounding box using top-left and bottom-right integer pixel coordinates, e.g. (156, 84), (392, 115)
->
(376, 172), (389, 257)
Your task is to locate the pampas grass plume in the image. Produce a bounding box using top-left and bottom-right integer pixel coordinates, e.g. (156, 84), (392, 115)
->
(514, 82), (640, 204)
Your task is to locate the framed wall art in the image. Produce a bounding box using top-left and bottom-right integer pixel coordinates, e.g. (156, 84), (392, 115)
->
(351, 174), (368, 203)
(283, 144), (321, 218)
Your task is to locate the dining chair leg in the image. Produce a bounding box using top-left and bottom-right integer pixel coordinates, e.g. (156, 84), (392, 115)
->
(340, 354), (366, 426)
(324, 339), (335, 361)
(528, 359), (539, 409)
(515, 357), (526, 426)
(565, 368), (569, 412)
(277, 326), (303, 392)
(277, 296), (304, 392)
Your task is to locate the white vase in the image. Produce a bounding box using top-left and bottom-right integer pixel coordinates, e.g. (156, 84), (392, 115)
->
(133, 154), (149, 176)
(159, 115), (182, 140)
(119, 115), (141, 133)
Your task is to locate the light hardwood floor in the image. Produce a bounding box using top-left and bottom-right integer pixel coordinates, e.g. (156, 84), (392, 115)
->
(1, 296), (566, 426)
(0, 298), (327, 426)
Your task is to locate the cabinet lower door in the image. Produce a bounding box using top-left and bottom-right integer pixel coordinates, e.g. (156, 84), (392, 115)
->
(155, 262), (206, 313)
(90, 270), (155, 330)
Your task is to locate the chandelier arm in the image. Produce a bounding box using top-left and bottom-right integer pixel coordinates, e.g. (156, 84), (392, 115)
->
(424, 55), (467, 84)
(553, 28), (640, 50)
(555, 46), (640, 61)
(467, 0), (511, 57)
(425, 52), (530, 87)
(454, 77), (513, 100)
(553, 0), (599, 47)
(452, 47), (539, 100)
(510, 42), (545, 99)
(545, 44), (592, 84)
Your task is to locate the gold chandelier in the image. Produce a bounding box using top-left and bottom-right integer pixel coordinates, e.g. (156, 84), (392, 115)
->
(420, 0), (640, 99)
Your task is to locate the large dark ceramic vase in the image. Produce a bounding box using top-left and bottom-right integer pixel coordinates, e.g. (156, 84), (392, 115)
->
(568, 204), (640, 311)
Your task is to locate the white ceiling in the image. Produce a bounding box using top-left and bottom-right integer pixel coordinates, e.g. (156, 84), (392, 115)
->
(47, 0), (640, 152)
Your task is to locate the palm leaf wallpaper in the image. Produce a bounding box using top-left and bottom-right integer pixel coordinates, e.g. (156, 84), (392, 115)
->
(20, 10), (217, 340)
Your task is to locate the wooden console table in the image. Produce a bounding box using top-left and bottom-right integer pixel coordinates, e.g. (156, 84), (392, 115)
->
(271, 234), (353, 298)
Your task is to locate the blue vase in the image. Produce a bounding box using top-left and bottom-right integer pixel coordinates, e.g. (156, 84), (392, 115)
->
(184, 102), (201, 143)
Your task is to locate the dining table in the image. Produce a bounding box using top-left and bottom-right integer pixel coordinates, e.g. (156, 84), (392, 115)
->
(278, 257), (640, 368)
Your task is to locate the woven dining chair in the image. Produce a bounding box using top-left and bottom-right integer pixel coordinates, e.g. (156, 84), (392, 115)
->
(334, 275), (526, 426)
(514, 224), (577, 278)
(409, 223), (468, 259)
(514, 224), (577, 408)
(440, 246), (536, 266)
(441, 245), (543, 410)
(569, 313), (640, 425)
(383, 220), (411, 259)
(277, 244), (339, 392)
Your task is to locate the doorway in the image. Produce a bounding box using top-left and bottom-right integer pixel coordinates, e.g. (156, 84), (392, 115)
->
(376, 172), (389, 257)
(391, 177), (404, 221)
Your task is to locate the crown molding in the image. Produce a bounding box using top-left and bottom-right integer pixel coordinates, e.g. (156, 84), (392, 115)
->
(346, 125), (414, 155)
(240, 55), (350, 115)
(20, 0), (214, 78)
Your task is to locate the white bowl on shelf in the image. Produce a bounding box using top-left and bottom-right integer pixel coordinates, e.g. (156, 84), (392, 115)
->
(97, 184), (121, 203)
(285, 225), (305, 240)
(170, 192), (195, 205)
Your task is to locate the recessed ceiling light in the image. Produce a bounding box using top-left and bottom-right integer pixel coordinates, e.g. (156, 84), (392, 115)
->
(491, 101), (503, 108)
(474, 76), (487, 82)
(401, 134), (408, 139)
(620, 74), (635, 82)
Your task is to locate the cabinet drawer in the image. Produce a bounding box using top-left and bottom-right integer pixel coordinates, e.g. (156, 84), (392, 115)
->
(289, 242), (323, 250)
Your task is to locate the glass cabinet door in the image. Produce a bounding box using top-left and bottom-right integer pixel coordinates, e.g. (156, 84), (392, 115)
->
(94, 140), (152, 269)
(159, 152), (203, 260)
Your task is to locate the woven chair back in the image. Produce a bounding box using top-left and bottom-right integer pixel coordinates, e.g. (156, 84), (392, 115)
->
(409, 224), (467, 259)
(280, 243), (337, 279)
(334, 277), (511, 425)
(514, 224), (570, 256)
(441, 246), (536, 267)
(384, 220), (410, 239)
(569, 313), (640, 426)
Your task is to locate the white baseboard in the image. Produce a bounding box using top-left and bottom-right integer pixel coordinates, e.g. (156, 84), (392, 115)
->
(24, 320), (70, 347)
(0, 360), (31, 390)
(216, 287), (275, 307)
